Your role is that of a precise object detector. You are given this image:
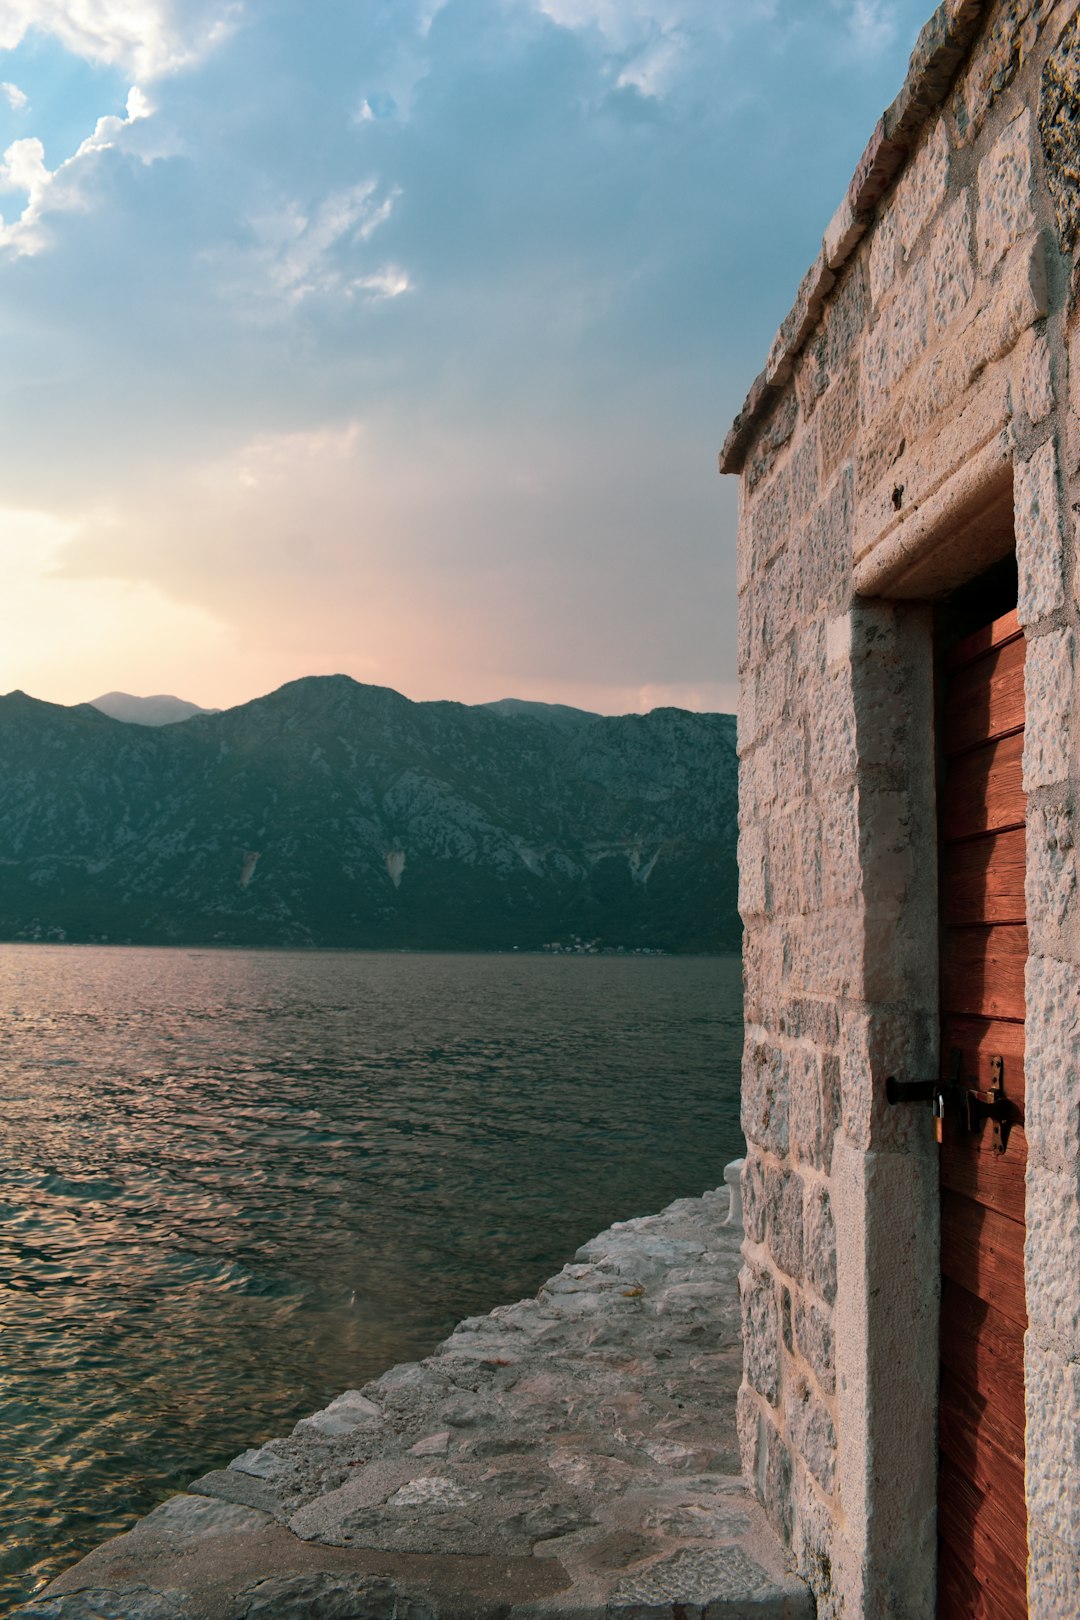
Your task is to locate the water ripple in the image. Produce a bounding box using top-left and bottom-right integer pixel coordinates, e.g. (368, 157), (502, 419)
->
(0, 945), (742, 1612)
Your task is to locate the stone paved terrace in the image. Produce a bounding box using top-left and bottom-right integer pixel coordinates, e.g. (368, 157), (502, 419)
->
(19, 1175), (811, 1620)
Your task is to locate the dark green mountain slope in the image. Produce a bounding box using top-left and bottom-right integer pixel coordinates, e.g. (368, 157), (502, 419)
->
(0, 678), (739, 951)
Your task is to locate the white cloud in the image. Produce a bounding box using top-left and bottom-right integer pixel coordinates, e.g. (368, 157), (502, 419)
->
(0, 87), (155, 257)
(1, 80), (28, 109)
(0, 1), (239, 83)
(227, 181), (405, 310)
(350, 266), (412, 300)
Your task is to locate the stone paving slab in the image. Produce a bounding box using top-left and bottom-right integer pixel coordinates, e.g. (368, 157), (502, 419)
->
(20, 1181), (811, 1620)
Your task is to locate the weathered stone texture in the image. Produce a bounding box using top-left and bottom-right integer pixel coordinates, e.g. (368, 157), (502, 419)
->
(1026, 1163), (1080, 1351)
(741, 1262), (781, 1404)
(1026, 803), (1077, 933)
(976, 110), (1036, 271)
(1015, 437), (1065, 623)
(927, 189), (974, 335)
(1023, 628), (1075, 789)
(953, 0), (1058, 145)
(894, 119), (951, 258)
(729, 6), (1080, 1611)
(1025, 954), (1080, 1170)
(1021, 329), (1055, 423)
(1039, 8), (1080, 251)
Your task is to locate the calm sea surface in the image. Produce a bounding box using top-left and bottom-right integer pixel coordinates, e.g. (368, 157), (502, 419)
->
(0, 945), (742, 1611)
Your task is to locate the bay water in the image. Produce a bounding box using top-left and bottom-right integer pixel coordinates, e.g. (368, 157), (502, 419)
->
(0, 945), (743, 1610)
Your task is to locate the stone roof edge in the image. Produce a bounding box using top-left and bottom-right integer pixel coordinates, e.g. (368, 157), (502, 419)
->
(718, 0), (990, 475)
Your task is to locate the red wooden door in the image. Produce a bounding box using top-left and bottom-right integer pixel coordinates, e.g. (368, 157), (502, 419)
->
(937, 608), (1028, 1618)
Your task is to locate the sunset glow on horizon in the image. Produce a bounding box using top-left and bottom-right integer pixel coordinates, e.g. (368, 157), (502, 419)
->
(1, 0), (934, 717)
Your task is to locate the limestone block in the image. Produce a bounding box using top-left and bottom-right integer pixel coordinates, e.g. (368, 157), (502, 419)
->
(742, 1029), (790, 1157)
(746, 388), (799, 494)
(818, 359), (860, 481)
(1016, 438), (1064, 625)
(772, 718), (808, 811)
(953, 1), (1054, 147)
(825, 614), (852, 670)
(894, 120), (950, 259)
(784, 1373), (836, 1492)
(822, 260), (866, 371)
(803, 1183), (837, 1307)
(737, 1381), (762, 1483)
(861, 263), (929, 419)
(795, 1295), (835, 1397)
(790, 1042), (840, 1176)
(779, 997), (840, 1048)
(1025, 954), (1080, 1170)
(760, 1413), (794, 1542)
(1023, 628), (1074, 790)
(738, 824), (769, 922)
(788, 909), (863, 1001)
(1026, 1163), (1080, 1351)
(1021, 330), (1055, 423)
(767, 1165), (805, 1281)
(868, 209), (898, 310)
(749, 463), (791, 573)
(809, 672), (857, 786)
(790, 1465), (838, 1611)
(740, 1262), (780, 1404)
(789, 422), (821, 522)
(766, 252), (836, 388)
(927, 190), (974, 336)
(1028, 1528), (1080, 1620)
(743, 1150), (768, 1245)
(1025, 1336), (1080, 1551)
(1026, 803), (1077, 934)
(823, 195), (872, 271)
(976, 109), (1036, 272)
(800, 465), (854, 621)
(1039, 8), (1080, 253)
(795, 328), (831, 421)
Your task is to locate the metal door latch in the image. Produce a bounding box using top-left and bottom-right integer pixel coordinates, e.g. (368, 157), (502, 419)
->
(885, 1052), (1011, 1154)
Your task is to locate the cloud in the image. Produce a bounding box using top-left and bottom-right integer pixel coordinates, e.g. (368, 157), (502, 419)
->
(0, 1), (239, 83)
(218, 179), (405, 311)
(1, 80), (28, 109)
(0, 86), (154, 256)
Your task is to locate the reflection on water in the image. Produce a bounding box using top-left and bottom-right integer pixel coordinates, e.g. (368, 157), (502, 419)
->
(0, 945), (742, 1609)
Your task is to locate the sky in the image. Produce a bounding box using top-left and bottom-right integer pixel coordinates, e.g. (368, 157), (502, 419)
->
(0, 0), (935, 717)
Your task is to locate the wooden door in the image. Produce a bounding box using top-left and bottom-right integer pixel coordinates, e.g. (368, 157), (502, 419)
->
(937, 607), (1028, 1618)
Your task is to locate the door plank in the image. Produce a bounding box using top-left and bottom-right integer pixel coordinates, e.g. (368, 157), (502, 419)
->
(946, 609), (1022, 673)
(939, 1279), (1026, 1426)
(939, 1365), (1026, 1500)
(942, 827), (1027, 926)
(938, 1543), (1005, 1620)
(940, 1117), (1027, 1223)
(939, 1456), (1029, 1620)
(941, 1191), (1027, 1327)
(941, 924), (1028, 1021)
(940, 1016), (1026, 1114)
(942, 636), (1026, 756)
(941, 732), (1026, 841)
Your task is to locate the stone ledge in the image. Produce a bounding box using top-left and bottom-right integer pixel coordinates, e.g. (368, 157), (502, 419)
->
(19, 1175), (811, 1620)
(719, 0), (992, 475)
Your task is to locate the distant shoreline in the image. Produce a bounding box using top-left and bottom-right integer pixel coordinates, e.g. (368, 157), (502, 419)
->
(0, 938), (739, 959)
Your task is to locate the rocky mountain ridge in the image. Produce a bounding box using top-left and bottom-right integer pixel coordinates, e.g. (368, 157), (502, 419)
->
(0, 677), (739, 952)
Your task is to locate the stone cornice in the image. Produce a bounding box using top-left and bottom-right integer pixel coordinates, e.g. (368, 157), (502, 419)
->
(718, 0), (989, 475)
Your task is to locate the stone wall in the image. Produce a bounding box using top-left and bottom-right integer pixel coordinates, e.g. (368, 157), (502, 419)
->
(723, 2), (1080, 1614)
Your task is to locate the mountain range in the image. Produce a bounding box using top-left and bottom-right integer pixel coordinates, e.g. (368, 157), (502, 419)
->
(0, 678), (739, 952)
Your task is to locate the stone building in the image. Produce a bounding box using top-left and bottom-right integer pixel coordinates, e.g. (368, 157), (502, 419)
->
(720, 3), (1080, 1616)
